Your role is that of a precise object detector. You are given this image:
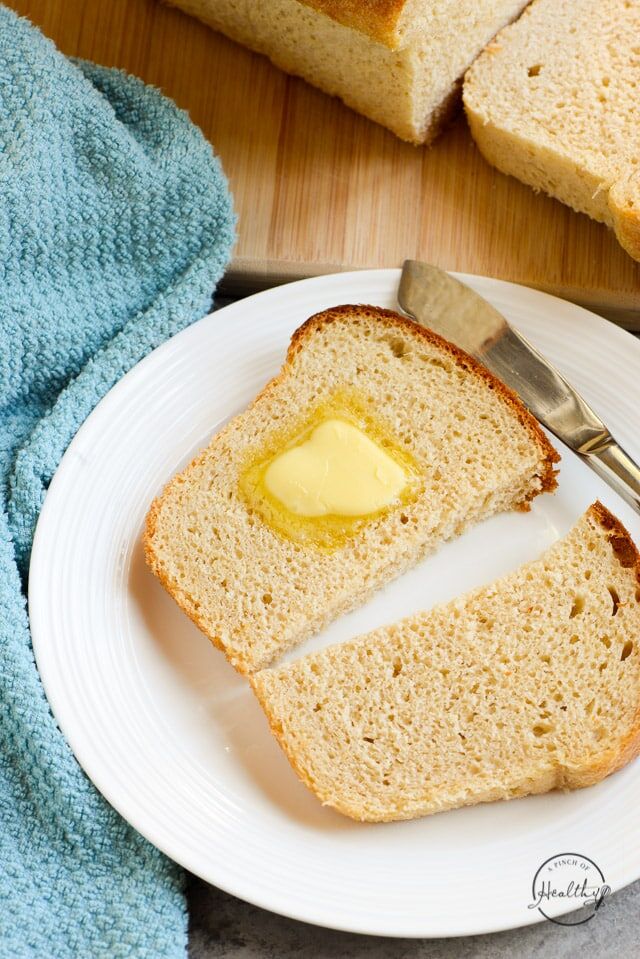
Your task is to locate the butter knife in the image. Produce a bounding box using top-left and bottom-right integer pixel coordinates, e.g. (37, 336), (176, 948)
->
(397, 260), (640, 516)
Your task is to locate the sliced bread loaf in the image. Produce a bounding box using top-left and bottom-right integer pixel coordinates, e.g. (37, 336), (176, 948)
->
(145, 305), (558, 674)
(252, 503), (640, 822)
(463, 0), (640, 261)
(168, 0), (530, 144)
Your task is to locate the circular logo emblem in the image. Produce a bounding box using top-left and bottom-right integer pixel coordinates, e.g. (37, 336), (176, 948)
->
(529, 853), (611, 925)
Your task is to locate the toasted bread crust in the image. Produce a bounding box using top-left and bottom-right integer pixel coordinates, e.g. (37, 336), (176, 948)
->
(560, 501), (640, 790)
(590, 500), (640, 581)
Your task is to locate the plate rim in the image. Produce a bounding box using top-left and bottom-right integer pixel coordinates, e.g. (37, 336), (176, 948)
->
(29, 268), (640, 938)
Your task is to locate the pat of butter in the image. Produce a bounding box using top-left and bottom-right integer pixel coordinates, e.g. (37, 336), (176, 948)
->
(263, 418), (407, 518)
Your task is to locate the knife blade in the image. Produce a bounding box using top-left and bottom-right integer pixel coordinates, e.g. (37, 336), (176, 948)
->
(397, 260), (640, 516)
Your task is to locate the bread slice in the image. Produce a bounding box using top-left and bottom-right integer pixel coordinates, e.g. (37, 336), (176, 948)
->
(167, 0), (530, 144)
(145, 305), (558, 675)
(463, 0), (640, 261)
(252, 503), (640, 822)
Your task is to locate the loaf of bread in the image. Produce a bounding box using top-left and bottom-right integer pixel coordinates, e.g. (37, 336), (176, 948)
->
(252, 503), (640, 822)
(168, 0), (530, 144)
(145, 305), (558, 674)
(463, 0), (640, 261)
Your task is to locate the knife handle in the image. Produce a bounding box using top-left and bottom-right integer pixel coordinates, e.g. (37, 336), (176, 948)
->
(585, 440), (640, 517)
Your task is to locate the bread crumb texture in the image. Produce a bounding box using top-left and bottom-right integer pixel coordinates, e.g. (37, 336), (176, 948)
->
(463, 0), (640, 260)
(252, 503), (640, 822)
(145, 305), (558, 674)
(168, 0), (529, 143)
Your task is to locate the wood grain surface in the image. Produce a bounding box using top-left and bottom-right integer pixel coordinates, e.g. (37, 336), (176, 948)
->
(9, 0), (640, 325)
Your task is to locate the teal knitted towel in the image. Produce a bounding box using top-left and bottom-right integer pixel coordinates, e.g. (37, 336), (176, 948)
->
(0, 7), (235, 957)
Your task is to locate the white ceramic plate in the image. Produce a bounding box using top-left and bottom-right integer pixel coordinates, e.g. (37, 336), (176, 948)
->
(30, 270), (640, 938)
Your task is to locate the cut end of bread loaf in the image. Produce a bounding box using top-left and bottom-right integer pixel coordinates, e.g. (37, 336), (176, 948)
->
(145, 304), (558, 675)
(251, 502), (640, 822)
(463, 0), (640, 262)
(168, 0), (530, 144)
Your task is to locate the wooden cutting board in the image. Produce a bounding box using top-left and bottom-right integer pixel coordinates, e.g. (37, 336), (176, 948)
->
(10, 0), (640, 326)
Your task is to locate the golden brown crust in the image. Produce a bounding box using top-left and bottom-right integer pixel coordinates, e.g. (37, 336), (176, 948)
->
(590, 500), (640, 581)
(290, 304), (560, 499)
(555, 501), (640, 791)
(299, 0), (407, 47)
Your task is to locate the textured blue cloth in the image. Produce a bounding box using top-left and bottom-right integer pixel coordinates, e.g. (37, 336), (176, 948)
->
(0, 7), (235, 957)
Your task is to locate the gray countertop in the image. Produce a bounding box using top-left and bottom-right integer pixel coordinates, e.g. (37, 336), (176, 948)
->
(187, 875), (640, 958)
